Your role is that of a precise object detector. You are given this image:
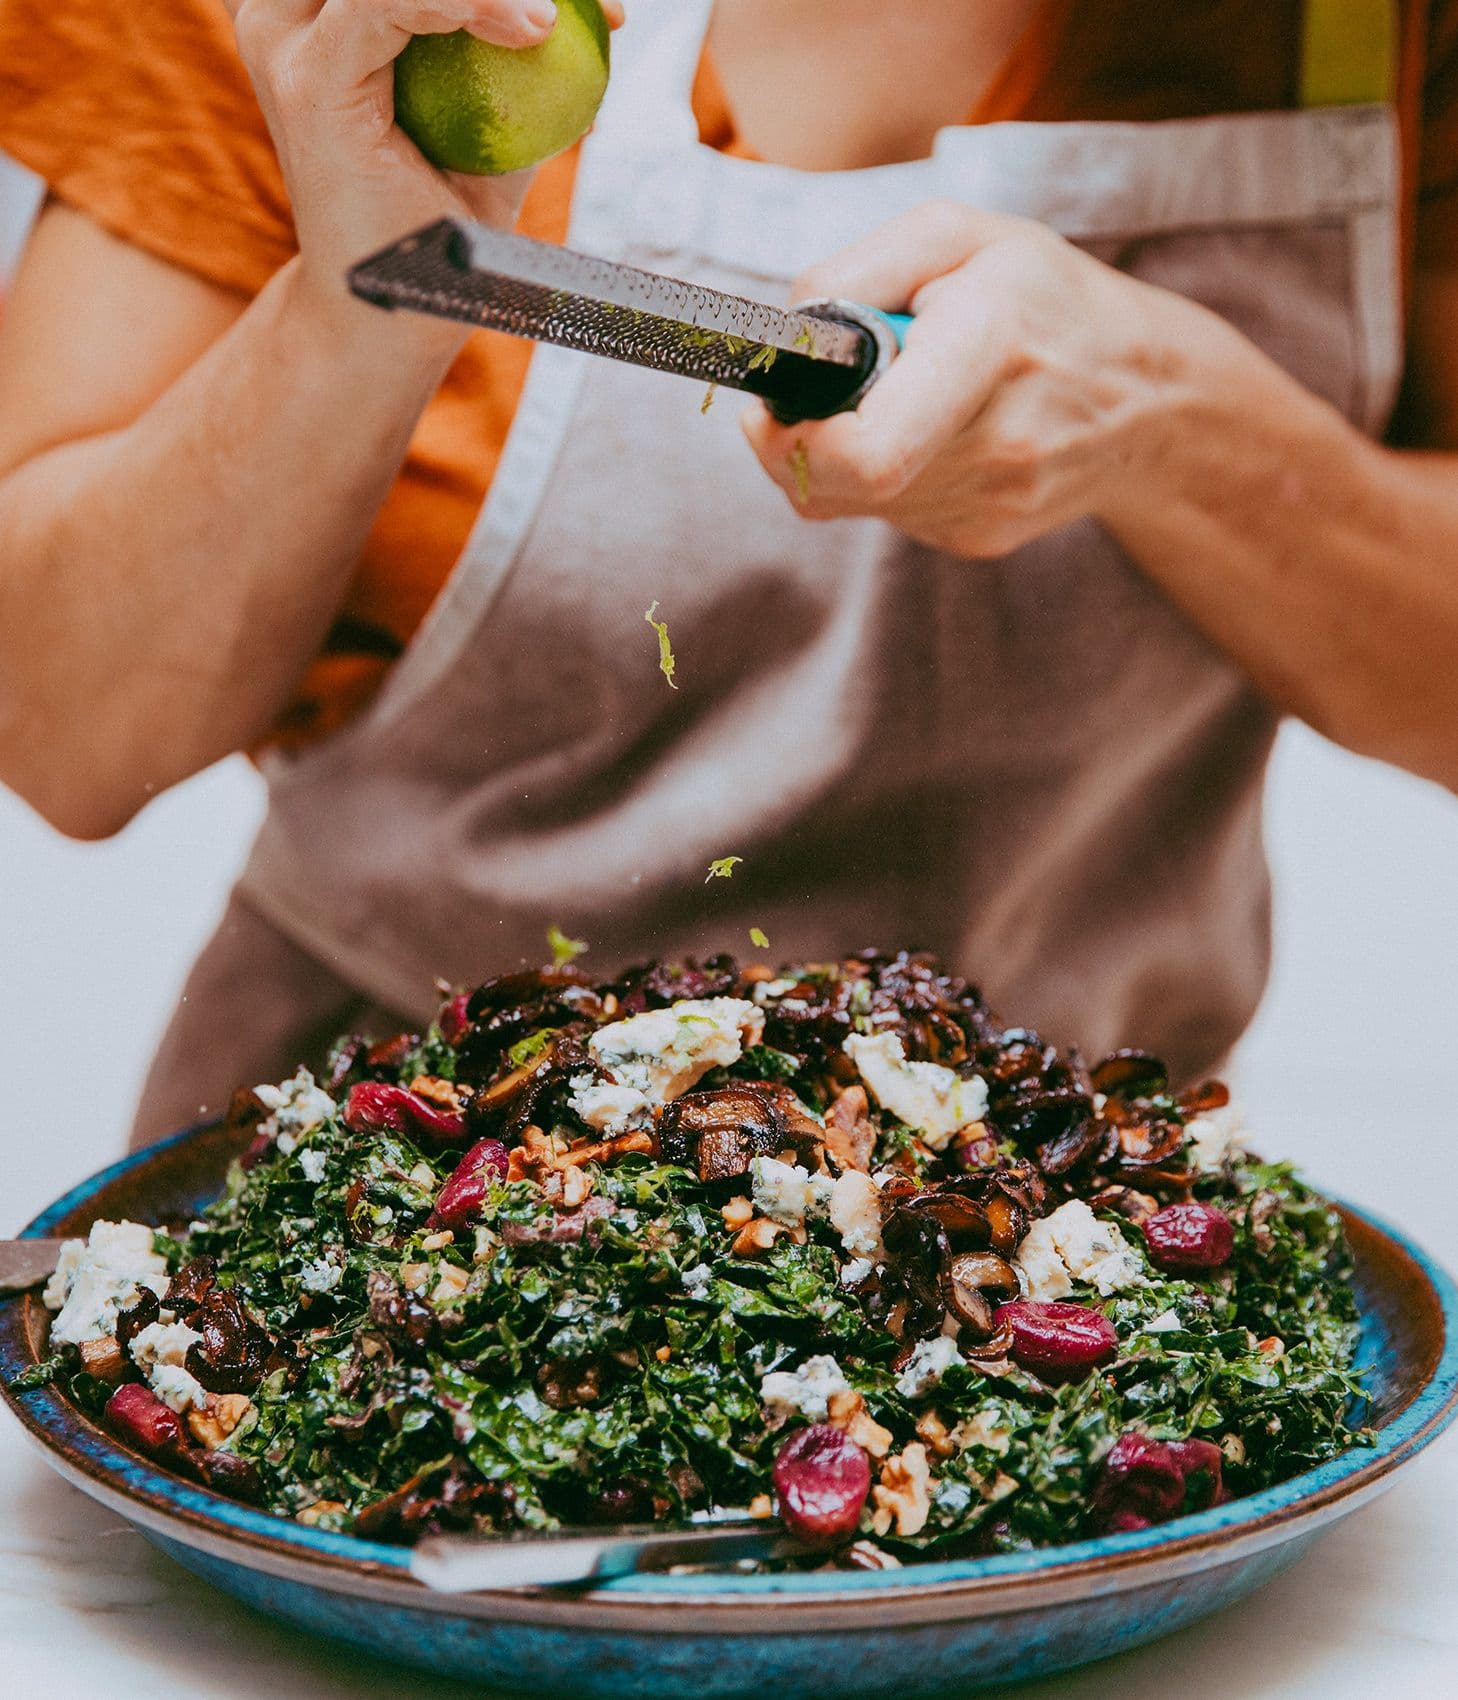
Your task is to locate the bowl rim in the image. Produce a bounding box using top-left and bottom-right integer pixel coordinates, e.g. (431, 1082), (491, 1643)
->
(3, 1121), (1456, 1624)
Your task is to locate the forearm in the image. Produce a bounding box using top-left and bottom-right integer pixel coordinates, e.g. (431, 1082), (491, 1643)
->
(0, 262), (466, 836)
(1102, 336), (1458, 791)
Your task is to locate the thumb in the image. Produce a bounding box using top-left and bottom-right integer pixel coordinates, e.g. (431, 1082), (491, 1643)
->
(789, 199), (1025, 314)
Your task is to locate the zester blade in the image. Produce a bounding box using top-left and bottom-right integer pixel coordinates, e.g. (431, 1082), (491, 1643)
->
(347, 218), (887, 421)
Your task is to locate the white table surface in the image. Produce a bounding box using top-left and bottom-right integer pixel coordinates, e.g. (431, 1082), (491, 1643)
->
(3, 730), (1457, 1697)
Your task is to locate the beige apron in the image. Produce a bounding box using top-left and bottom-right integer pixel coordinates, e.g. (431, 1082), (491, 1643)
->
(132, 0), (1402, 1143)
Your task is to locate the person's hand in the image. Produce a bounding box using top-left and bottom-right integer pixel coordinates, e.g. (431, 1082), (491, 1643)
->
(742, 200), (1244, 558)
(225, 1), (625, 318)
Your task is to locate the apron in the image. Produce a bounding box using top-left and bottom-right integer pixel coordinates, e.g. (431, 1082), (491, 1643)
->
(131, 0), (1402, 1144)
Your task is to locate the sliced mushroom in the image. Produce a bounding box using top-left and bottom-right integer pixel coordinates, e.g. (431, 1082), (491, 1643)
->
(1090, 1049), (1170, 1101)
(1087, 1185), (1161, 1226)
(1179, 1079), (1231, 1116)
(942, 1252), (1021, 1337)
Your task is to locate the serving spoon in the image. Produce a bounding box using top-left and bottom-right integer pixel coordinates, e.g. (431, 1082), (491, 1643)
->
(0, 1239), (67, 1294)
(409, 1520), (804, 1592)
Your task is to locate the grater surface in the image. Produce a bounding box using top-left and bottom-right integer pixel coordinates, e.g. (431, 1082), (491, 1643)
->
(348, 220), (878, 419)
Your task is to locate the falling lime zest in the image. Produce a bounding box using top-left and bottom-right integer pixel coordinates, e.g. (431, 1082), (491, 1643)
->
(705, 856), (742, 883)
(791, 324), (819, 357)
(749, 926), (770, 949)
(701, 385), (717, 414)
(789, 440), (811, 505)
(644, 601), (678, 690)
(746, 344), (779, 374)
(547, 923), (588, 969)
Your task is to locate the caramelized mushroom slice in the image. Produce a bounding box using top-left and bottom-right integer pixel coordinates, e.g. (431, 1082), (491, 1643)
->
(1090, 1049), (1170, 1101)
(982, 1191), (1028, 1256)
(471, 1041), (558, 1116)
(898, 1190), (993, 1248)
(1179, 1079), (1231, 1116)
(1087, 1185), (1161, 1226)
(942, 1252), (1021, 1337)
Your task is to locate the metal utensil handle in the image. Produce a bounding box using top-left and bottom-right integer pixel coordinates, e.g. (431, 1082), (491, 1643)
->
(410, 1517), (800, 1593)
(348, 220), (883, 421)
(0, 1239), (67, 1295)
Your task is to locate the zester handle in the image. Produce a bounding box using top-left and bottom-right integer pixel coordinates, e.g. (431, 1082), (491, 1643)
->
(770, 299), (912, 424)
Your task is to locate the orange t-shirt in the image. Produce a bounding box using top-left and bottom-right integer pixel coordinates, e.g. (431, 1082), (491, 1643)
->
(2, 0), (1457, 745)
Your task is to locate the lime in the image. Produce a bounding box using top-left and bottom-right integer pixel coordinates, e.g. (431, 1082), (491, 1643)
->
(395, 1), (611, 176)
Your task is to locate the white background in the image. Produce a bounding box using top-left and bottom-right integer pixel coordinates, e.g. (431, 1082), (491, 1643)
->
(2, 154), (1456, 1698)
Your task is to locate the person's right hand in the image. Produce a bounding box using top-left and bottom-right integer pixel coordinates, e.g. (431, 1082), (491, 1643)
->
(225, 1), (623, 317)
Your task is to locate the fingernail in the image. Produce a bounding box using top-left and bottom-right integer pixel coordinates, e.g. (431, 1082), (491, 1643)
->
(527, 1), (557, 31)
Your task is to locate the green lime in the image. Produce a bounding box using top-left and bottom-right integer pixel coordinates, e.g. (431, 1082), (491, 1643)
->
(394, 2), (611, 176)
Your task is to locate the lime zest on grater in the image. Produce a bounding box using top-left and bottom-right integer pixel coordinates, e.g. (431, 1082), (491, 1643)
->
(347, 218), (899, 423)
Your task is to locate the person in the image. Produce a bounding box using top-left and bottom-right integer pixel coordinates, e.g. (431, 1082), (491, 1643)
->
(0, 0), (1456, 1145)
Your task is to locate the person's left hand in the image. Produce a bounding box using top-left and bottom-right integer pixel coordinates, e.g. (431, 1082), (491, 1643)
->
(742, 200), (1244, 557)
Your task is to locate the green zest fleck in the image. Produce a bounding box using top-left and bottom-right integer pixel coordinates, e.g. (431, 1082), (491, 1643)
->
(792, 324), (819, 357)
(507, 1030), (554, 1070)
(749, 926), (770, 949)
(645, 601), (678, 691)
(788, 440), (811, 505)
(701, 386), (717, 414)
(746, 344), (779, 374)
(546, 923), (588, 969)
(705, 856), (742, 883)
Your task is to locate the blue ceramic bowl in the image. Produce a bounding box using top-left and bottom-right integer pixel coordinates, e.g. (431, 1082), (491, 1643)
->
(3, 1119), (1456, 1699)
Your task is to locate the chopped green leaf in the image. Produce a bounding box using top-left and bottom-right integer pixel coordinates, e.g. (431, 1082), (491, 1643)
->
(546, 923), (587, 969)
(507, 1030), (554, 1070)
(705, 856), (742, 883)
(644, 601), (678, 691)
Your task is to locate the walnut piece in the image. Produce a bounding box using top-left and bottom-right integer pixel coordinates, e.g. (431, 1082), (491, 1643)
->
(870, 1442), (933, 1538)
(431, 1264), (470, 1304)
(721, 1195), (755, 1230)
(823, 1086), (876, 1173)
(409, 1074), (469, 1113)
(826, 1387), (892, 1459)
(187, 1392), (254, 1450)
(914, 1408), (958, 1460)
(731, 1217), (801, 1256)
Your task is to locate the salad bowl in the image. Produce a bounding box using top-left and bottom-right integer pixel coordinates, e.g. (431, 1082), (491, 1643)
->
(3, 1116), (1456, 1699)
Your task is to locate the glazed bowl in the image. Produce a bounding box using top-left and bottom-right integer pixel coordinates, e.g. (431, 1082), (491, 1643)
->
(3, 1120), (1456, 1699)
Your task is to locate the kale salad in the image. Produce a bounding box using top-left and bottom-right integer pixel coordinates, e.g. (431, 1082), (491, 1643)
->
(31, 951), (1368, 1564)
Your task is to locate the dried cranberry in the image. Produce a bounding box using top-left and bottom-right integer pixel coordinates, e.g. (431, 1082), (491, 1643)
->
(105, 1383), (184, 1458)
(428, 1138), (510, 1230)
(588, 1476), (656, 1524)
(1166, 1438), (1225, 1505)
(1092, 1430), (1225, 1532)
(365, 1032), (420, 1072)
(995, 1300), (1118, 1383)
(1143, 1202), (1235, 1273)
(772, 1424), (871, 1547)
(437, 991), (472, 1046)
(344, 1081), (467, 1147)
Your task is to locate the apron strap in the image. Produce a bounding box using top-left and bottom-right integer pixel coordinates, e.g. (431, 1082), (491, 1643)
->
(1300, 0), (1396, 106)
